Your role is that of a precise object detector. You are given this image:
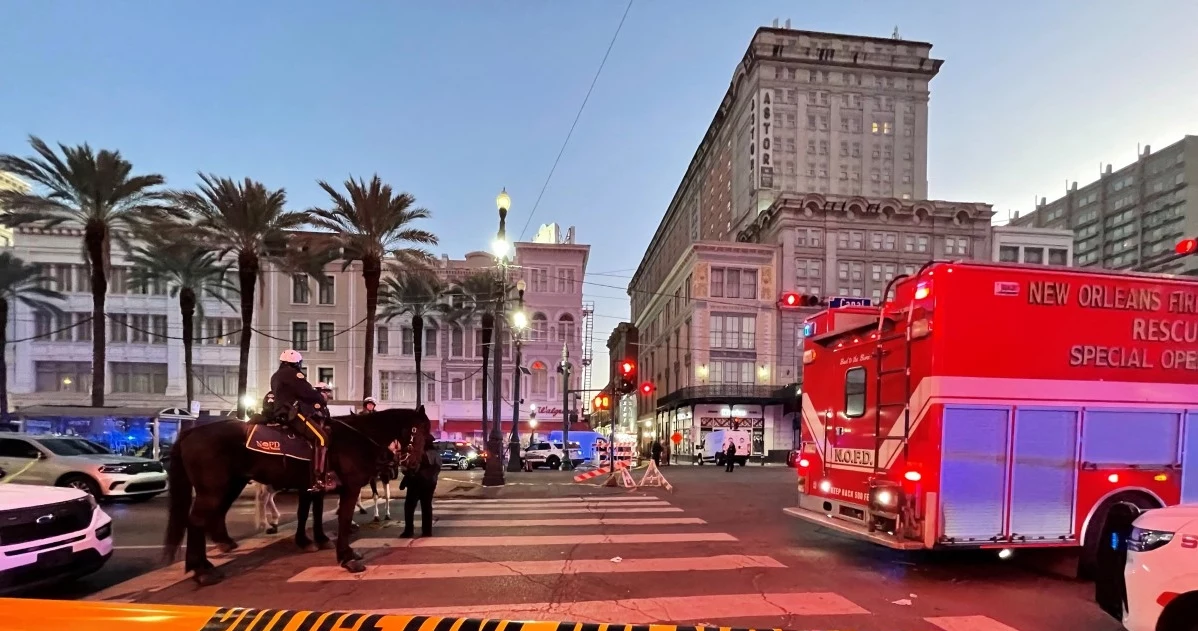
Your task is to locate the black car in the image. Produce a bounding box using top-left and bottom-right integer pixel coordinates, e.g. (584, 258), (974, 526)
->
(434, 441), (481, 470)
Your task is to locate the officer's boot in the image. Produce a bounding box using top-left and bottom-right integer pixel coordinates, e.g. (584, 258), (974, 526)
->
(309, 446), (330, 493)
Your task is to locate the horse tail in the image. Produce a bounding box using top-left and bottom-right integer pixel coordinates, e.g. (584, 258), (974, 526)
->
(162, 440), (192, 563)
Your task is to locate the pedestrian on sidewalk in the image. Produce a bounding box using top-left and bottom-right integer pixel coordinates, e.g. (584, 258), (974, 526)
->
(663, 440), (671, 466)
(724, 441), (737, 473)
(400, 429), (441, 538)
(651, 440), (663, 466)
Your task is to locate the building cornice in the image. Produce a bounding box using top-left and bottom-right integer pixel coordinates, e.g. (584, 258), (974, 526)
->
(736, 193), (995, 243)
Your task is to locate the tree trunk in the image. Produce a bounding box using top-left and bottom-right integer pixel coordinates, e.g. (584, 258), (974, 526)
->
(236, 252), (259, 418)
(361, 257), (381, 398)
(180, 287), (197, 409)
(84, 225), (108, 407)
(480, 313), (493, 438)
(413, 312), (424, 408)
(0, 298), (9, 426)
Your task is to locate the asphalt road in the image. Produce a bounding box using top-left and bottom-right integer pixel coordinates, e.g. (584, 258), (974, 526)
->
(13, 466), (1121, 630)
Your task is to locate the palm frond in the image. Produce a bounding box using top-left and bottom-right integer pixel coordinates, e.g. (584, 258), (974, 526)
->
(308, 174), (439, 267)
(378, 271), (450, 323)
(0, 251), (65, 315)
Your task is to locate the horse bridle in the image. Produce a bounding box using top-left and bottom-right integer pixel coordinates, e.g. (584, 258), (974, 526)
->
(330, 418), (423, 466)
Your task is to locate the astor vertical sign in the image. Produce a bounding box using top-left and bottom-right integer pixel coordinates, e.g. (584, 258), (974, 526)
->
(758, 89), (773, 189)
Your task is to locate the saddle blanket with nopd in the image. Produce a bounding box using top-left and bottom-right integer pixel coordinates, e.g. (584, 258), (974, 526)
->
(246, 424), (313, 461)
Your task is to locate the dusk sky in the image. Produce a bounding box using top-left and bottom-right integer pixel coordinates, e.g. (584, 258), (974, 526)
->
(3, 1), (1196, 384)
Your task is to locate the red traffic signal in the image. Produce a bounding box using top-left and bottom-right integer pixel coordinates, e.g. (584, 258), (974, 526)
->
(639, 382), (655, 395)
(619, 361), (635, 377)
(779, 292), (820, 308)
(1177, 238), (1197, 256)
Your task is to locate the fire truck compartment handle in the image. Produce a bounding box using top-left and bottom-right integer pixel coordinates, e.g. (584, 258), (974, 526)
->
(1080, 462), (1180, 470)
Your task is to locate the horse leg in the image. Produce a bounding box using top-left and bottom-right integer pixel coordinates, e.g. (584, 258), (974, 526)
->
(209, 479), (247, 553)
(336, 486), (366, 572)
(295, 492), (316, 552)
(371, 478), (382, 522)
(312, 493), (333, 550)
(253, 484), (266, 531)
(187, 493), (223, 585)
(383, 477), (392, 521)
(266, 489), (280, 534)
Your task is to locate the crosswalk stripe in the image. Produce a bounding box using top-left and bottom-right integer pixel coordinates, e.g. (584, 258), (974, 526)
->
(288, 554), (784, 583)
(354, 532), (737, 548)
(367, 592), (869, 622)
(434, 507), (684, 515)
(437, 496), (661, 505)
(926, 616), (1022, 631)
(432, 517), (707, 527)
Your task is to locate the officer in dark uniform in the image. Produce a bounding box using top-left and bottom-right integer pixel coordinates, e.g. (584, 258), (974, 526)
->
(261, 391), (278, 420)
(270, 349), (333, 493)
(361, 397), (377, 414)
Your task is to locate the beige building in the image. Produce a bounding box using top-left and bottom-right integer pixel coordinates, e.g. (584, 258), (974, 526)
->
(627, 25), (991, 461)
(1011, 136), (1197, 276)
(992, 225), (1074, 266)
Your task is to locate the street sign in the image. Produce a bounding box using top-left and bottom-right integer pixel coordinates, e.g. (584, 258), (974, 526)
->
(828, 296), (872, 308)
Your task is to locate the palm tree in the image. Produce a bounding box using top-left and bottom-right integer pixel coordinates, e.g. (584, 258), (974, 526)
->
(0, 252), (64, 423)
(170, 174), (308, 416)
(378, 271), (448, 407)
(127, 235), (238, 407)
(308, 175), (437, 398)
(446, 271), (507, 436)
(0, 136), (170, 406)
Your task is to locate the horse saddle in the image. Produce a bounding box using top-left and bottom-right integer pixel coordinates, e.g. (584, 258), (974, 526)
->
(246, 424), (313, 461)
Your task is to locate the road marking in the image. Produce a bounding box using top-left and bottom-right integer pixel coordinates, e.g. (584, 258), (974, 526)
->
(437, 501), (675, 508)
(369, 592), (869, 622)
(289, 554), (784, 582)
(926, 616), (1022, 631)
(437, 496), (662, 505)
(433, 517), (707, 527)
(435, 506), (684, 515)
(354, 532), (737, 548)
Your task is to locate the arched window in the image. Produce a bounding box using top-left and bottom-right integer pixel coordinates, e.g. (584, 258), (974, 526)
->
(451, 324), (464, 357)
(530, 360), (548, 396)
(531, 313), (548, 342)
(558, 314), (575, 343)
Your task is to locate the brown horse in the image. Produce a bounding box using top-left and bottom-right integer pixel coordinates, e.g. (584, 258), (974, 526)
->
(163, 407), (429, 585)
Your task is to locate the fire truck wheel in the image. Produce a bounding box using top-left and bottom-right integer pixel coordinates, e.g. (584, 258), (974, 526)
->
(1080, 491), (1161, 579)
(1156, 592), (1198, 631)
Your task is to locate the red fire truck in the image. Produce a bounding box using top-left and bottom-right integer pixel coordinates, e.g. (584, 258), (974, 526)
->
(786, 260), (1198, 573)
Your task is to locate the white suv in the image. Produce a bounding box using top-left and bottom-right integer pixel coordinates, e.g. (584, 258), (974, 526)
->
(1099, 503), (1198, 631)
(0, 471), (115, 593)
(523, 441), (583, 470)
(0, 433), (168, 501)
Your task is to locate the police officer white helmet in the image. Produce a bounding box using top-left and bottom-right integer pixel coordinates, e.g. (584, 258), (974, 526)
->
(363, 397), (377, 405)
(279, 349), (303, 366)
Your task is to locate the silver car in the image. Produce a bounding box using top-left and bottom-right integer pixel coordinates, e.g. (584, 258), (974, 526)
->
(0, 433), (167, 502)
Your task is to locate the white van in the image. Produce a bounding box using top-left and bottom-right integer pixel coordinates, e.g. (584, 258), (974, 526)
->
(704, 429), (751, 466)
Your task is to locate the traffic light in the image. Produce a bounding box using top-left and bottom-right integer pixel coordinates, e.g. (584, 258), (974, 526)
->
(779, 292), (821, 309)
(618, 360), (636, 394)
(591, 394), (610, 411)
(639, 381), (655, 395)
(1177, 237), (1197, 256)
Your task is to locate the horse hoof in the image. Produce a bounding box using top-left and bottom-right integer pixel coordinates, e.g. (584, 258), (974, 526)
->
(399, 531), (413, 539)
(193, 568), (225, 586)
(215, 541), (239, 554)
(352, 550), (364, 561)
(265, 526), (278, 535)
(302, 542), (319, 553)
(349, 522), (360, 532)
(341, 559), (367, 573)
(358, 508), (367, 515)
(318, 540), (334, 551)
(372, 516), (381, 523)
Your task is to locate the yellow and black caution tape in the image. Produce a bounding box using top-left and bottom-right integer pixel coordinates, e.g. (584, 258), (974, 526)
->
(0, 599), (794, 631)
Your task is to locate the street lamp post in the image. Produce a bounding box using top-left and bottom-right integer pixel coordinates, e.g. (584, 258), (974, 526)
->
(483, 188), (512, 487)
(506, 280), (527, 472)
(557, 344), (574, 470)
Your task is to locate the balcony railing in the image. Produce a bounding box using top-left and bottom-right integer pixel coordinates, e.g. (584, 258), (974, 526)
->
(655, 384), (787, 409)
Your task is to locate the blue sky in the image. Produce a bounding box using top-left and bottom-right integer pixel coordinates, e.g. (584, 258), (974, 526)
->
(3, 1), (1196, 386)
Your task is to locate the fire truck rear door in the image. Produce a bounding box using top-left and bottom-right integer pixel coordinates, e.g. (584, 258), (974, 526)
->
(1008, 408), (1079, 540)
(940, 405), (1010, 543)
(1183, 412), (1198, 504)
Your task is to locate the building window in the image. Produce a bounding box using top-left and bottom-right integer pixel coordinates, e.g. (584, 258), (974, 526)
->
(709, 360), (754, 385)
(425, 325), (438, 357)
(1023, 248), (1044, 264)
(710, 267), (757, 300)
(318, 275), (335, 305)
(845, 367), (866, 417)
(292, 274), (310, 304)
(33, 310), (52, 340)
(130, 314), (150, 343)
(450, 373), (464, 400)
(557, 268), (577, 293)
(317, 367), (334, 389)
(709, 314), (756, 350)
(54, 313), (72, 341)
(451, 325), (464, 356)
(531, 313), (548, 341)
(35, 361), (91, 393)
(401, 327), (414, 355)
(111, 362), (168, 394)
(318, 322), (335, 352)
(558, 314), (576, 343)
(916, 235), (929, 253)
(528, 268), (549, 293)
(377, 326), (389, 354)
(75, 313), (92, 342)
(109, 314), (128, 343)
(999, 246), (1019, 263)
(530, 361), (548, 396)
(1048, 248), (1069, 266)
(194, 365), (239, 397)
(292, 322), (309, 351)
(945, 237), (970, 256)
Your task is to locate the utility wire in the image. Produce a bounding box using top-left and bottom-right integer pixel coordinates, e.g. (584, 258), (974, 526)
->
(517, 0), (634, 240)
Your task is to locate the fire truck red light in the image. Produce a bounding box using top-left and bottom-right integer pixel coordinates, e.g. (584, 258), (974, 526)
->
(903, 471), (922, 482)
(1107, 473), (1120, 483)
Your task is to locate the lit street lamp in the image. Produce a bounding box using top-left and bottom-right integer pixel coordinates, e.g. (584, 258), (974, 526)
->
(483, 188), (512, 487)
(507, 279), (528, 472)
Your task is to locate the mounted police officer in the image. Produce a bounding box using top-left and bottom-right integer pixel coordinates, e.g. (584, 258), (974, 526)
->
(270, 349), (334, 493)
(261, 391), (277, 420)
(361, 397), (377, 414)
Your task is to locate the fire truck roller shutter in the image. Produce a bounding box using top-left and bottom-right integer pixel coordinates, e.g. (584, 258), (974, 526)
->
(1008, 408), (1079, 540)
(939, 406), (1010, 542)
